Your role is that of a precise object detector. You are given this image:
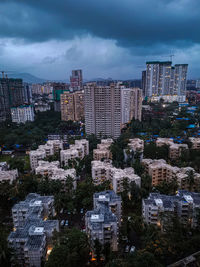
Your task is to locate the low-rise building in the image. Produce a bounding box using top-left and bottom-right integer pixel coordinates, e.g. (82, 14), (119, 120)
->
(29, 140), (63, 170)
(0, 161), (8, 171)
(93, 139), (113, 160)
(8, 193), (58, 267)
(0, 169), (18, 183)
(29, 149), (46, 170)
(189, 137), (200, 150)
(35, 161), (60, 176)
(142, 190), (200, 229)
(142, 158), (200, 190)
(85, 191), (120, 252)
(35, 161), (77, 189)
(124, 138), (144, 162)
(11, 105), (35, 124)
(93, 190), (122, 224)
(92, 160), (141, 193)
(156, 138), (188, 159)
(60, 139), (89, 166)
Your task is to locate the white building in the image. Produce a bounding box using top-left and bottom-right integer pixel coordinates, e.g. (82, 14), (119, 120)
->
(0, 169), (18, 184)
(35, 160), (77, 189)
(91, 160), (141, 193)
(29, 140), (63, 170)
(189, 137), (200, 150)
(60, 139), (89, 166)
(29, 149), (46, 170)
(11, 105), (34, 124)
(93, 139), (113, 161)
(145, 61), (188, 98)
(121, 88), (142, 124)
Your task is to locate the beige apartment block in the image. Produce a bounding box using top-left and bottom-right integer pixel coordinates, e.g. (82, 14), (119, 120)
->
(60, 139), (89, 166)
(93, 139), (113, 160)
(91, 160), (141, 193)
(142, 158), (200, 190)
(35, 160), (77, 189)
(84, 83), (121, 139)
(189, 137), (200, 150)
(29, 140), (63, 170)
(156, 138), (188, 159)
(61, 91), (84, 121)
(0, 169), (18, 184)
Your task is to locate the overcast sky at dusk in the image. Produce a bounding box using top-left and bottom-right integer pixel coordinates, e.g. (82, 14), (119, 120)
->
(0, 0), (200, 80)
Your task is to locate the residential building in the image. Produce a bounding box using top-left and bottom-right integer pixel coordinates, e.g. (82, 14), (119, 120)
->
(34, 101), (51, 113)
(8, 193), (58, 267)
(121, 88), (142, 124)
(70, 69), (83, 91)
(35, 161), (77, 189)
(29, 140), (63, 170)
(141, 70), (146, 97)
(84, 83), (121, 139)
(0, 78), (24, 121)
(85, 191), (119, 252)
(0, 162), (8, 171)
(91, 160), (141, 193)
(124, 138), (144, 163)
(142, 158), (200, 190)
(156, 138), (188, 159)
(189, 137), (200, 150)
(60, 139), (89, 166)
(11, 105), (35, 124)
(174, 64), (188, 96)
(93, 139), (113, 160)
(0, 169), (18, 183)
(60, 91), (84, 121)
(145, 61), (188, 98)
(52, 82), (69, 112)
(142, 190), (200, 229)
(35, 161), (60, 176)
(93, 190), (122, 224)
(29, 149), (46, 170)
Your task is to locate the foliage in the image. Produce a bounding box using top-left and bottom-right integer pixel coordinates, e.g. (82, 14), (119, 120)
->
(46, 228), (90, 267)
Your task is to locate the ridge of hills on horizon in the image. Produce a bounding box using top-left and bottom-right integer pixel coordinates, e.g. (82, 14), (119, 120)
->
(3, 72), (141, 84)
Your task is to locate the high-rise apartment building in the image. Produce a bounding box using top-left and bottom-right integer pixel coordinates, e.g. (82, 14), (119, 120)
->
(121, 88), (142, 124)
(144, 61), (188, 99)
(173, 64), (188, 96)
(70, 69), (83, 91)
(141, 70), (146, 97)
(84, 83), (121, 139)
(60, 91), (84, 121)
(0, 78), (24, 121)
(11, 105), (35, 124)
(52, 82), (69, 112)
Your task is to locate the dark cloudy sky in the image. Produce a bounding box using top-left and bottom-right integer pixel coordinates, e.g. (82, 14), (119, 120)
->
(0, 0), (200, 80)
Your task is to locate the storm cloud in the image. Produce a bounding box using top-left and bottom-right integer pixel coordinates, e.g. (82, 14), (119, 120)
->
(0, 0), (200, 79)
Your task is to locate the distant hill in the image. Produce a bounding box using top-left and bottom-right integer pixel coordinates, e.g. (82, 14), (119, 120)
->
(6, 72), (46, 84)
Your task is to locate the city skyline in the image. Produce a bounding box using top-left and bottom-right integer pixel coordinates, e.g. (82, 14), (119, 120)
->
(0, 0), (200, 80)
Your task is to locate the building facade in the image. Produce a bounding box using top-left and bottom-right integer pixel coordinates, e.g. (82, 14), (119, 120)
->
(84, 83), (121, 139)
(70, 69), (83, 91)
(11, 105), (35, 124)
(85, 191), (121, 252)
(144, 61), (188, 99)
(8, 193), (58, 267)
(143, 190), (200, 229)
(60, 91), (84, 121)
